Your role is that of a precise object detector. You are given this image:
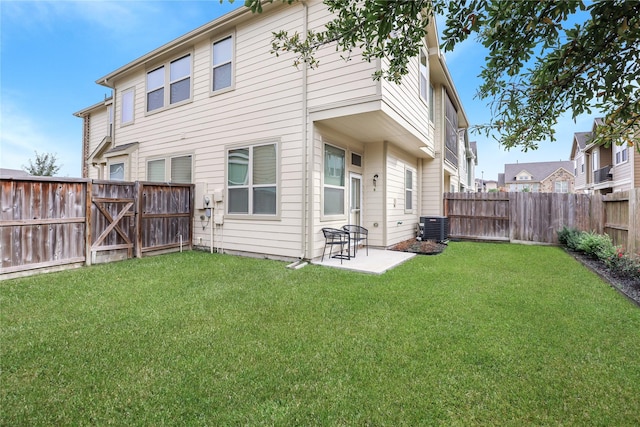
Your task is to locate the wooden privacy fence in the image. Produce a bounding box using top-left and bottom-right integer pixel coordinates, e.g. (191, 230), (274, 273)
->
(445, 189), (639, 255)
(1, 177), (193, 279)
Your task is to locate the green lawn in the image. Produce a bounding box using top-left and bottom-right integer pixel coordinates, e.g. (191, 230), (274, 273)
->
(1, 242), (639, 426)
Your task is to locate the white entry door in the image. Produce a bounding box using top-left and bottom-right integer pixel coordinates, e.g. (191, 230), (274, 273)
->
(349, 173), (362, 226)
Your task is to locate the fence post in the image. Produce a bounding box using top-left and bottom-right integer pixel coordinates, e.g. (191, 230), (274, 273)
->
(135, 181), (143, 258)
(85, 180), (92, 266)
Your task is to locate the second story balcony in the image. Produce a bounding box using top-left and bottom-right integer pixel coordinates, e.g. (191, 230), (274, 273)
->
(593, 165), (613, 184)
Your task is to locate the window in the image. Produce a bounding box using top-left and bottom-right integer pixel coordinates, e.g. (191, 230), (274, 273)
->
(419, 50), (428, 103)
(146, 55), (192, 112)
(444, 92), (458, 165)
(405, 168), (413, 211)
(107, 104), (113, 136)
(323, 144), (345, 216)
(555, 181), (569, 193)
(429, 84), (435, 122)
(227, 143), (277, 215)
(592, 150), (598, 170)
(614, 143), (628, 165)
(146, 155), (192, 183)
(581, 157), (585, 173)
(212, 36), (233, 91)
(110, 163), (124, 181)
(121, 88), (134, 124)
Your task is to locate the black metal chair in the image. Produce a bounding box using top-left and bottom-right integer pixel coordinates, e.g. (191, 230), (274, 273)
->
(321, 227), (351, 264)
(342, 224), (368, 257)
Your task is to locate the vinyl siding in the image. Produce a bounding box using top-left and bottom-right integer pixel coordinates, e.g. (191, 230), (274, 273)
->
(107, 3), (306, 259)
(385, 144), (419, 246)
(86, 107), (109, 179)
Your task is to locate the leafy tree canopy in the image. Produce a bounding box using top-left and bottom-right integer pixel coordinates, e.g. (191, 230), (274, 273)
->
(23, 151), (62, 176)
(236, 0), (639, 152)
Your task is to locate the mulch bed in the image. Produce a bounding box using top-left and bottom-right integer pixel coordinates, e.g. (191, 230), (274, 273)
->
(566, 250), (640, 307)
(389, 238), (447, 255)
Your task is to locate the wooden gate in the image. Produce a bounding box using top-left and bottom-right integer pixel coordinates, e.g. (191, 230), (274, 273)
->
(89, 181), (193, 264)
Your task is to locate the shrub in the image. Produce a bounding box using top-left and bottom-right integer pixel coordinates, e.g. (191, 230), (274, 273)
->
(557, 226), (583, 251)
(604, 248), (640, 282)
(577, 232), (614, 259)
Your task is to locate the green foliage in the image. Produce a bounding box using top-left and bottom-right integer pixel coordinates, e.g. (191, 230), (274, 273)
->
(22, 151), (62, 176)
(557, 226), (582, 251)
(2, 245), (640, 425)
(237, 0), (640, 153)
(557, 227), (640, 281)
(577, 231), (614, 258)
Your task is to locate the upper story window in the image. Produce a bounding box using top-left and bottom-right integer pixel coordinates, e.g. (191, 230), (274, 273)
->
(444, 92), (458, 165)
(419, 50), (428, 103)
(614, 142), (628, 165)
(592, 150), (598, 170)
(581, 156), (585, 173)
(227, 143), (278, 215)
(323, 144), (345, 216)
(121, 88), (134, 125)
(555, 181), (569, 193)
(107, 104), (114, 136)
(429, 84), (435, 122)
(146, 54), (192, 112)
(212, 36), (233, 92)
(146, 155), (193, 183)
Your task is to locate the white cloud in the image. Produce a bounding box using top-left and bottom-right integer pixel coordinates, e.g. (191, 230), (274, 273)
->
(0, 99), (79, 177)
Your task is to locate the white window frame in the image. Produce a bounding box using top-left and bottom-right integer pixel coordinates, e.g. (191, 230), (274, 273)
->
(419, 49), (428, 104)
(554, 181), (569, 193)
(146, 154), (193, 184)
(145, 53), (193, 114)
(212, 34), (234, 94)
(107, 104), (113, 136)
(226, 142), (278, 217)
(405, 167), (414, 212)
(322, 143), (346, 218)
(121, 87), (135, 126)
(614, 142), (628, 165)
(429, 83), (435, 123)
(109, 162), (125, 181)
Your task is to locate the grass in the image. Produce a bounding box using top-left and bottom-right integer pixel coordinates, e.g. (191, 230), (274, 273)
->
(1, 242), (639, 426)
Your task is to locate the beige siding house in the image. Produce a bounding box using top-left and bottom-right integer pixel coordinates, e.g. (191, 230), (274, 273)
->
(74, 1), (470, 261)
(569, 118), (639, 194)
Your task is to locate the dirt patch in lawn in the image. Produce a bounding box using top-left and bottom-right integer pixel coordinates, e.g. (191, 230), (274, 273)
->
(390, 238), (447, 255)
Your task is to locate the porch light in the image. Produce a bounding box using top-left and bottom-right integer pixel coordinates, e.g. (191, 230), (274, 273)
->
(373, 174), (379, 188)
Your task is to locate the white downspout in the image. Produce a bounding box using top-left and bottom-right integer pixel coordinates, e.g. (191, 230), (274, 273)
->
(301, 0), (310, 260)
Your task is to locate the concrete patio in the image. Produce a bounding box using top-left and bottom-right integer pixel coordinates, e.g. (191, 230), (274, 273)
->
(312, 247), (416, 274)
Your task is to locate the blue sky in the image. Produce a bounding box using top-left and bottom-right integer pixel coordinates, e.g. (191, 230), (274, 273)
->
(0, 1), (598, 181)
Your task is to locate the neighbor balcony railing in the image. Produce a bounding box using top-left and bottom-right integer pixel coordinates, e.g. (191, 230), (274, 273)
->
(593, 165), (613, 184)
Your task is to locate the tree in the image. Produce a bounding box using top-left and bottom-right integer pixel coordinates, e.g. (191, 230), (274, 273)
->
(238, 0), (639, 152)
(23, 151), (62, 176)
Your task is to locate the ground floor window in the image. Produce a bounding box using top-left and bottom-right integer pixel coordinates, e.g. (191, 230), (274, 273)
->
(323, 144), (345, 216)
(146, 155), (192, 183)
(405, 168), (413, 211)
(109, 162), (124, 181)
(227, 143), (277, 215)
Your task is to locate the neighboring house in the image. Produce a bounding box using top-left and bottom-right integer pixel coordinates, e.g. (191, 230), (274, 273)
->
(475, 178), (498, 192)
(73, 1), (470, 261)
(569, 118), (640, 194)
(503, 161), (575, 193)
(458, 139), (477, 192)
(0, 169), (30, 179)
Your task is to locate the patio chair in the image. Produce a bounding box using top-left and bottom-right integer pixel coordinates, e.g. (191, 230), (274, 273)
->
(342, 224), (368, 257)
(321, 227), (351, 264)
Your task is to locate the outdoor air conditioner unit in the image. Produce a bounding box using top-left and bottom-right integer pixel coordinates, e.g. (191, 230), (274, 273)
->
(421, 216), (448, 242)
